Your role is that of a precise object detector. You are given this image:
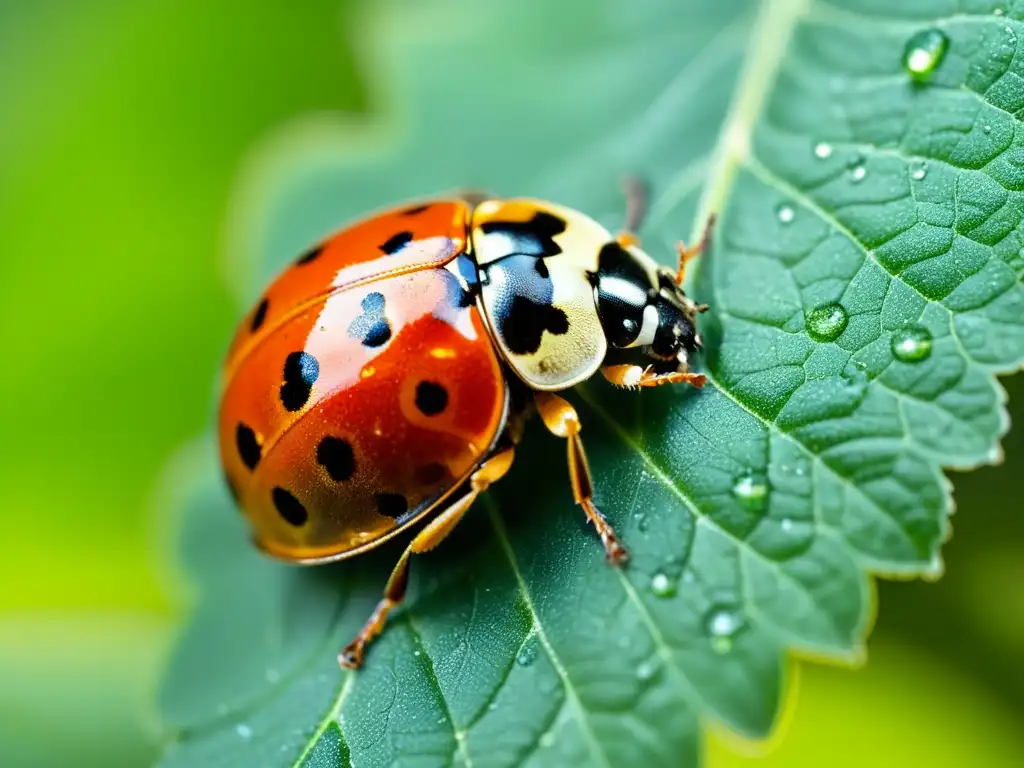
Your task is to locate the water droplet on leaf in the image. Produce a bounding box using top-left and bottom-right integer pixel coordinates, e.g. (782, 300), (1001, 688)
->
(236, 724), (253, 739)
(814, 142), (833, 159)
(636, 659), (658, 681)
(849, 164), (867, 183)
(891, 325), (933, 362)
(650, 572), (677, 598)
(911, 163), (927, 180)
(731, 473), (768, 513)
(902, 28), (948, 82)
(776, 204), (795, 224)
(705, 606), (744, 654)
(516, 636), (539, 666)
(265, 668), (280, 684)
(805, 302), (848, 342)
(780, 518), (794, 533)
(540, 732), (556, 748)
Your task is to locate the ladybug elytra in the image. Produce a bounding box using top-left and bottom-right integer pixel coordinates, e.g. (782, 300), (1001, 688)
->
(218, 183), (712, 668)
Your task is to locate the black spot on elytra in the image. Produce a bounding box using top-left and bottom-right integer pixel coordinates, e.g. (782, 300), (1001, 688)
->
(273, 487), (307, 526)
(402, 205), (430, 216)
(449, 253), (479, 308)
(499, 295), (570, 355)
(347, 292), (391, 347)
(379, 231), (414, 255)
(295, 244), (323, 265)
(375, 492), (408, 519)
(279, 351), (320, 412)
(415, 381), (449, 416)
(236, 423), (262, 470)
(415, 462), (448, 485)
(479, 211), (566, 258)
(317, 436), (355, 482)
(250, 298), (269, 333)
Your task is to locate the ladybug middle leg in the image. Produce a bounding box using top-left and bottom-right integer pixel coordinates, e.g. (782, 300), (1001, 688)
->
(533, 391), (628, 565)
(338, 447), (515, 670)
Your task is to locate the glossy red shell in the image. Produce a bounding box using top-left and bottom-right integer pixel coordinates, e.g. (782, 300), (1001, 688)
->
(218, 201), (508, 562)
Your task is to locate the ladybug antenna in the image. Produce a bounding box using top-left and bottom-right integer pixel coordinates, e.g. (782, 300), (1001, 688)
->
(622, 175), (648, 236)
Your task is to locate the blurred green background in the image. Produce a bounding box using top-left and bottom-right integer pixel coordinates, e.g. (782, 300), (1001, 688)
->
(1, 1), (1022, 766)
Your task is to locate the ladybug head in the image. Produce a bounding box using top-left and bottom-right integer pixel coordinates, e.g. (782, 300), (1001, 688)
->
(592, 241), (706, 370)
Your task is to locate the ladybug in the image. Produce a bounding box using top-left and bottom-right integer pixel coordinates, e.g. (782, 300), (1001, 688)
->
(218, 182), (712, 668)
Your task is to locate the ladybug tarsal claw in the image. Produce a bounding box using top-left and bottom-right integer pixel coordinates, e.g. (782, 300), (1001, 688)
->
(338, 646), (363, 670)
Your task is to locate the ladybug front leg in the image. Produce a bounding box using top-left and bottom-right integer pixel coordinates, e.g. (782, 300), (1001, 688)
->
(338, 448), (515, 670)
(673, 214), (716, 287)
(602, 365), (707, 390)
(534, 392), (628, 565)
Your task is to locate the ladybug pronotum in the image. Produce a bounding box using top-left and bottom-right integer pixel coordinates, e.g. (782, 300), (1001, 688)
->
(218, 182), (712, 668)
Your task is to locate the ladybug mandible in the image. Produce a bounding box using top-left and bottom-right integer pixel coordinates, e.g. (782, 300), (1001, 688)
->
(218, 182), (712, 668)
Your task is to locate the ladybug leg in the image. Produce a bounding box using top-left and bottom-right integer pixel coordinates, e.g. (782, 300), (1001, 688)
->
(338, 448), (515, 670)
(533, 392), (628, 565)
(674, 214), (716, 287)
(602, 364), (707, 390)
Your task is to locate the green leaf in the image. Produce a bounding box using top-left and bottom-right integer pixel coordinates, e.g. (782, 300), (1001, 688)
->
(158, 0), (1024, 765)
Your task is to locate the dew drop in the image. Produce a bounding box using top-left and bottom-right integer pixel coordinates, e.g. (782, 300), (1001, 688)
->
(849, 164), (867, 183)
(902, 28), (949, 82)
(236, 724), (253, 739)
(516, 636), (539, 667)
(705, 606), (744, 654)
(776, 204), (795, 224)
(814, 142), (833, 159)
(682, 570), (695, 585)
(731, 473), (768, 513)
(805, 302), (849, 342)
(983, 123), (992, 134)
(911, 163), (927, 181)
(650, 571), (677, 598)
(540, 732), (556, 749)
(265, 668), (280, 684)
(780, 518), (794, 533)
(891, 325), (933, 363)
(488, 702), (498, 712)
(636, 659), (658, 681)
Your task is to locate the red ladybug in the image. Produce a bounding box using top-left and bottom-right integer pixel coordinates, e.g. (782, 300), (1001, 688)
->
(218, 184), (712, 668)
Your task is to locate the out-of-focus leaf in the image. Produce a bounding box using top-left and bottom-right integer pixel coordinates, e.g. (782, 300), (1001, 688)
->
(159, 0), (1024, 765)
